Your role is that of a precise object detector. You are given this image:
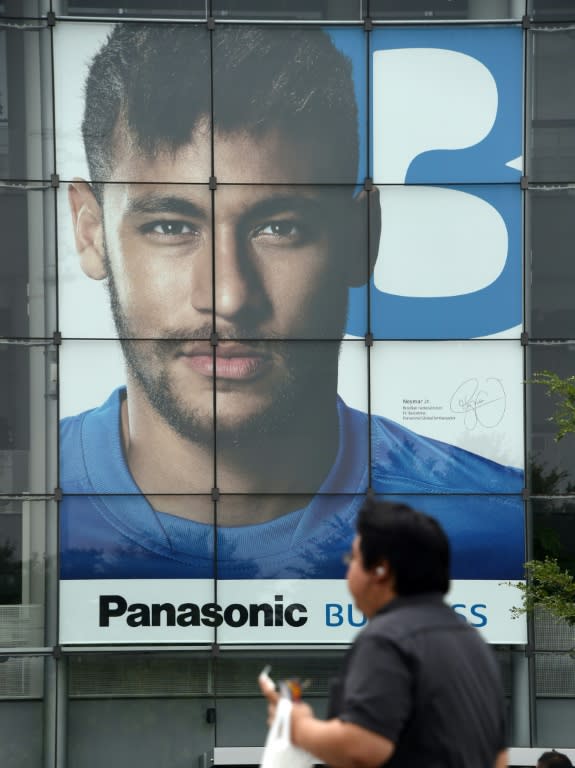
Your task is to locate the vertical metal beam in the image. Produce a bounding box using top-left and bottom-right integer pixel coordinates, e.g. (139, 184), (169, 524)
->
(511, 650), (531, 745)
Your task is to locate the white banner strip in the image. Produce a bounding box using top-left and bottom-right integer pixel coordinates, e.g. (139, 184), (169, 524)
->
(59, 579), (527, 645)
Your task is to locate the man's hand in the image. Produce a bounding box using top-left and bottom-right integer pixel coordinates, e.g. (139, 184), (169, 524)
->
(258, 672), (315, 728)
(258, 669), (280, 726)
(258, 674), (394, 768)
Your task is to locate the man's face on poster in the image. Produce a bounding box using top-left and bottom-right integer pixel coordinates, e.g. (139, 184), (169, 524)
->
(70, 120), (369, 443)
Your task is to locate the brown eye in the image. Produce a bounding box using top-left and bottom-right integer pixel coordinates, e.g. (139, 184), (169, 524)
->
(150, 221), (193, 236)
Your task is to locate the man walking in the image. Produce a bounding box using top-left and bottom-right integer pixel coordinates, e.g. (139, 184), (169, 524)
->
(261, 498), (508, 767)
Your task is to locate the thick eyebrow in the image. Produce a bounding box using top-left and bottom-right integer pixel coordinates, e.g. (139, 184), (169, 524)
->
(243, 194), (323, 222)
(125, 193), (209, 219)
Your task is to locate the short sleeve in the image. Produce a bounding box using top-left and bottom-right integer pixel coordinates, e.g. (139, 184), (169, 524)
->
(337, 630), (413, 743)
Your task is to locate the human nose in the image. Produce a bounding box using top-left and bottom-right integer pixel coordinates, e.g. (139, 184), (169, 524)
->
(213, 224), (253, 321)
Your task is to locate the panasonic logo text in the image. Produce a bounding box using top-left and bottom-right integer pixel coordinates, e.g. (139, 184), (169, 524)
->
(99, 594), (308, 628)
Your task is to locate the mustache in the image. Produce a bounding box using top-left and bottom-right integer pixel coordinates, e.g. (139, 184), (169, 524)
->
(119, 324), (291, 343)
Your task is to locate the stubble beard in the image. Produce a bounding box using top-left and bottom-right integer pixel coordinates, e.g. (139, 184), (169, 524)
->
(105, 260), (344, 450)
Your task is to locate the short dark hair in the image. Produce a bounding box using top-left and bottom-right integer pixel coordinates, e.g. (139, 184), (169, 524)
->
(537, 751), (574, 768)
(82, 24), (359, 184)
(356, 498), (450, 596)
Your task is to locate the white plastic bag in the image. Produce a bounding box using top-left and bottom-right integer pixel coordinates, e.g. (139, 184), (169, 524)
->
(260, 697), (315, 768)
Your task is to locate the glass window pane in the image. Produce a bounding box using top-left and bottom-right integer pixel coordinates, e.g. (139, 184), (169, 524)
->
(0, 501), (49, 648)
(0, 698), (43, 767)
(54, 22), (211, 184)
(212, 26), (367, 185)
(216, 494), (363, 582)
(59, 340), (215, 493)
(370, 27), (523, 185)
(69, 652), (212, 696)
(527, 27), (575, 182)
(60, 518), (216, 644)
(215, 339), (368, 490)
(535, 652), (575, 697)
(370, 185), (522, 339)
(528, 187), (575, 339)
(376, 493), (525, 581)
(528, 343), (575, 493)
(0, 655), (44, 768)
(213, 185), (368, 340)
(534, 602), (575, 652)
(68, 654), (214, 768)
(528, 0), (575, 21)
(535, 690), (575, 749)
(532, 498), (575, 569)
(0, 27), (52, 181)
(0, 1), (49, 17)
(371, 0), (524, 20)
(0, 343), (56, 495)
(0, 187), (56, 338)
(60, 0), (207, 17)
(212, 0), (362, 20)
(371, 340), (524, 486)
(59, 495), (216, 579)
(57, 183), (213, 338)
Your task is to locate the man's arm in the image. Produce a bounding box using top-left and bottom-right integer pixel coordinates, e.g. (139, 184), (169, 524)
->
(291, 704), (395, 768)
(494, 749), (508, 768)
(259, 677), (394, 768)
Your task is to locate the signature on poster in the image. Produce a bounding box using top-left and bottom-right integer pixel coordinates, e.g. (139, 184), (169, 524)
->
(449, 378), (506, 430)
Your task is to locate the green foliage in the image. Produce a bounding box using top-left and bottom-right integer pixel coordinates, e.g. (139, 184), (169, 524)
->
(510, 557), (575, 627)
(532, 370), (575, 441)
(510, 373), (575, 633)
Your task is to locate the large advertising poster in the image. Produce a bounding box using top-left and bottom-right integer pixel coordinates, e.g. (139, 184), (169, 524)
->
(55, 23), (526, 645)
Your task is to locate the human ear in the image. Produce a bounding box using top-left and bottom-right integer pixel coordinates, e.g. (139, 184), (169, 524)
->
(373, 559), (390, 582)
(68, 179), (107, 280)
(345, 186), (381, 288)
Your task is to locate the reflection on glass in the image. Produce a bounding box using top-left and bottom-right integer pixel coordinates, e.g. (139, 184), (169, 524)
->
(0, 500), (47, 648)
(0, 27), (50, 181)
(532, 499), (575, 576)
(528, 28), (575, 182)
(1, 0), (50, 16)
(0, 343), (56, 494)
(213, 0), (362, 20)
(528, 187), (575, 338)
(61, 0), (207, 18)
(370, 0), (523, 19)
(528, 343), (575, 494)
(0, 507), (21, 604)
(0, 188), (55, 339)
(528, 0), (575, 21)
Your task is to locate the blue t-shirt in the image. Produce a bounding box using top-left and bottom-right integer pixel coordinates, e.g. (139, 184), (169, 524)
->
(60, 388), (524, 580)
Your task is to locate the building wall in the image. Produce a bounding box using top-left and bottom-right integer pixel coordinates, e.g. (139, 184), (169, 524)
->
(0, 1), (574, 766)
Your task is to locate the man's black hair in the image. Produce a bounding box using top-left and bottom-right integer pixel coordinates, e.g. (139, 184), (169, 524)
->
(537, 751), (574, 768)
(82, 24), (359, 185)
(356, 498), (450, 596)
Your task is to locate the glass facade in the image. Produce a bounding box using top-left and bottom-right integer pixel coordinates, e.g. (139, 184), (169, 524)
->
(0, 1), (574, 766)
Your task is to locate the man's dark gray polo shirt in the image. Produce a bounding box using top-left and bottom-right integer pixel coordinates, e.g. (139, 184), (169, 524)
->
(330, 593), (506, 768)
